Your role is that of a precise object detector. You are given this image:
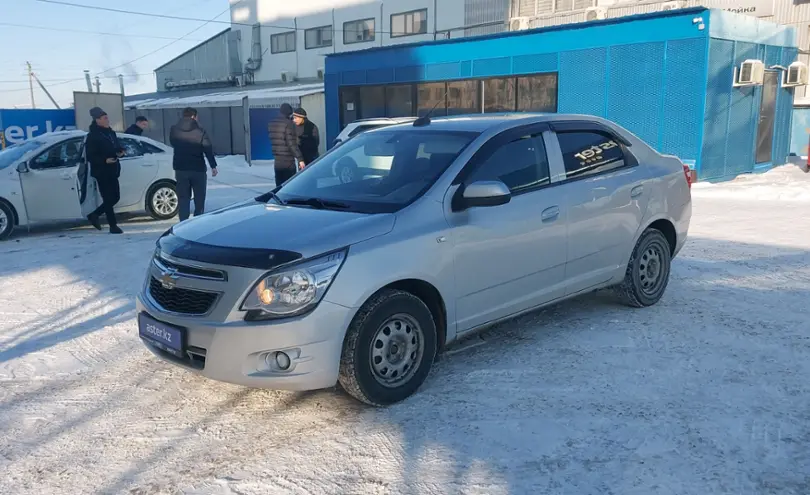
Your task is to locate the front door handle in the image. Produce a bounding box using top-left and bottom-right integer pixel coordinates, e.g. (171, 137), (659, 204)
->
(541, 205), (560, 222)
(631, 184), (644, 198)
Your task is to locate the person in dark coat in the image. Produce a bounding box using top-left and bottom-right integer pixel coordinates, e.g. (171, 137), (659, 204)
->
(125, 116), (149, 136)
(85, 106), (125, 234)
(268, 103), (304, 186)
(292, 107), (320, 166)
(169, 107), (218, 222)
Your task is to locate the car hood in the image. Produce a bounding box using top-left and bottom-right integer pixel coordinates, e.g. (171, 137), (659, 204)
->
(168, 199), (395, 261)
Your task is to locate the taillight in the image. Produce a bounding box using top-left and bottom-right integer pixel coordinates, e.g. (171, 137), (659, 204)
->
(682, 164), (692, 189)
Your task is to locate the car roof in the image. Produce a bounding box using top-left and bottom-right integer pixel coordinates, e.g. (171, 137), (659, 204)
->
(371, 113), (618, 134)
(348, 117), (417, 125)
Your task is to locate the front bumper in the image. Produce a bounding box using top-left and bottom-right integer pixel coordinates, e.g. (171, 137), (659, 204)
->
(136, 293), (355, 392)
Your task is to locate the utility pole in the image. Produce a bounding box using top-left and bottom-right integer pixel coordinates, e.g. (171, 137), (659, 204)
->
(26, 61), (36, 109)
(94, 76), (101, 93)
(84, 70), (93, 92)
(118, 74), (125, 96)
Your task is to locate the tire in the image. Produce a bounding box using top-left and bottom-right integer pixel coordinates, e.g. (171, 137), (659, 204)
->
(0, 201), (14, 241)
(337, 162), (357, 184)
(339, 289), (438, 406)
(146, 181), (178, 221)
(615, 228), (672, 308)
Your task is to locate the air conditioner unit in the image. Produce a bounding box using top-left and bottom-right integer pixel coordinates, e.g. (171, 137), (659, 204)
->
(316, 67), (325, 80)
(584, 7), (607, 21)
(661, 1), (685, 11)
(783, 61), (809, 87)
(734, 59), (765, 86)
(280, 71), (297, 83)
(509, 17), (531, 31)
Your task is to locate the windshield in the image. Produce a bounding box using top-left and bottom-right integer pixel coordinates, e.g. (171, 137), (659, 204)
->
(0, 140), (44, 170)
(273, 129), (478, 213)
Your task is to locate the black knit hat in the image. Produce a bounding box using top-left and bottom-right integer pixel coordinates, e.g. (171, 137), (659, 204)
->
(279, 103), (293, 117)
(293, 107), (307, 118)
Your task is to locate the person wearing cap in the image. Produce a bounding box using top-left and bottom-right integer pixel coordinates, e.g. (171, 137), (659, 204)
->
(292, 107), (320, 167)
(267, 103), (305, 186)
(169, 107), (219, 222)
(85, 107), (125, 234)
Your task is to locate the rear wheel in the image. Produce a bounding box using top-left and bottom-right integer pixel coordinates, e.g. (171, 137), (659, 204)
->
(146, 182), (178, 220)
(339, 289), (437, 406)
(615, 228), (672, 307)
(0, 201), (15, 241)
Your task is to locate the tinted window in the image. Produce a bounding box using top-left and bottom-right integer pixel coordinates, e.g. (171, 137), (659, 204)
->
(517, 74), (558, 112)
(0, 140), (43, 170)
(557, 131), (626, 179)
(386, 85), (413, 117)
(417, 82), (447, 117)
(447, 80), (480, 115)
(31, 138), (83, 170)
(483, 78), (516, 113)
(275, 130), (478, 213)
(359, 86), (385, 119)
(119, 137), (144, 157)
(468, 134), (550, 193)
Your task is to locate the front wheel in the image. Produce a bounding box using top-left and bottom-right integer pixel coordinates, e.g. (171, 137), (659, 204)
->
(339, 289), (437, 406)
(615, 228), (672, 307)
(146, 182), (178, 220)
(0, 201), (15, 241)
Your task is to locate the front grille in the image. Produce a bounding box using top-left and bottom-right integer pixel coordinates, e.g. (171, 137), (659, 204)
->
(155, 256), (226, 281)
(148, 277), (218, 315)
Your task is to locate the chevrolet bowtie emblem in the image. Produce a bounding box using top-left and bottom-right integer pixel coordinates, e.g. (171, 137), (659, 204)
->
(159, 268), (179, 290)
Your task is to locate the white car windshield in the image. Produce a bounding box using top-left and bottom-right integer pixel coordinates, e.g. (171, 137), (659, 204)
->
(0, 140), (44, 170)
(273, 129), (479, 213)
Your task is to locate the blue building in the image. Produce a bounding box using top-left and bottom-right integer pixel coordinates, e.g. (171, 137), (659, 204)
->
(324, 7), (799, 182)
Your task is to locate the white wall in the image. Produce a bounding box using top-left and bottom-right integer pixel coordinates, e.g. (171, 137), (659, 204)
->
(230, 0), (466, 83)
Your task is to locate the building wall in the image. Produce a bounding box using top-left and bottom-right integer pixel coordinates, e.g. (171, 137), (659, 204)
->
(229, 0), (509, 82)
(155, 30), (233, 92)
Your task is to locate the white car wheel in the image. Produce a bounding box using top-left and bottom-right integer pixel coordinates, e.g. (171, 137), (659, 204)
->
(0, 202), (15, 241)
(147, 183), (179, 220)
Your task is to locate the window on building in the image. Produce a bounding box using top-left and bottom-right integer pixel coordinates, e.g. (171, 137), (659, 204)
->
(468, 134), (550, 193)
(385, 85), (414, 117)
(447, 80), (480, 115)
(556, 131), (626, 179)
(344, 18), (375, 44)
(391, 9), (428, 38)
(305, 26), (333, 49)
(271, 31), (296, 54)
(517, 73), (558, 112)
(417, 82), (447, 117)
(359, 86), (386, 119)
(483, 78), (516, 113)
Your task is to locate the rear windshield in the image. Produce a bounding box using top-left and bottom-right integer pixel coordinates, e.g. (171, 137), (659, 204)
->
(273, 129), (479, 213)
(0, 140), (43, 170)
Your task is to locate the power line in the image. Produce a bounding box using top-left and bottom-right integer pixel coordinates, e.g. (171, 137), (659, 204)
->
(0, 73), (155, 84)
(0, 21), (208, 41)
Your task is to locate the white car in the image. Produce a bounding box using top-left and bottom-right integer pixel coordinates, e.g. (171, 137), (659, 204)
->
(0, 130), (178, 240)
(332, 117), (417, 183)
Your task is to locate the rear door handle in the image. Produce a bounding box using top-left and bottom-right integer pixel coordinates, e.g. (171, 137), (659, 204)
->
(631, 185), (644, 198)
(541, 205), (560, 222)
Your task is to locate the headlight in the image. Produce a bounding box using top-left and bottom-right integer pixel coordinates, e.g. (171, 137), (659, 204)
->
(241, 249), (347, 320)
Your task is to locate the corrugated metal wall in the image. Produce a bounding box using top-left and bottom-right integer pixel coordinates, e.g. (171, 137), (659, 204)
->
(155, 30), (232, 92)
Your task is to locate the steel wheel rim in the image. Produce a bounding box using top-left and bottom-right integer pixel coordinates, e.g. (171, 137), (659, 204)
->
(153, 187), (178, 216)
(339, 166), (354, 183)
(0, 208), (8, 233)
(369, 313), (425, 388)
(639, 243), (665, 296)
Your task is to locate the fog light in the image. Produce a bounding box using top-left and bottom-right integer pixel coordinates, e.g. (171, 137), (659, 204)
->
(274, 351), (291, 370)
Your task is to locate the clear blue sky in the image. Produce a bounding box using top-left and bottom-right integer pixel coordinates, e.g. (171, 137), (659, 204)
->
(0, 0), (230, 109)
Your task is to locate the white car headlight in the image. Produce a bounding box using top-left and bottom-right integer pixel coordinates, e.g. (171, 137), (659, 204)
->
(241, 249), (347, 320)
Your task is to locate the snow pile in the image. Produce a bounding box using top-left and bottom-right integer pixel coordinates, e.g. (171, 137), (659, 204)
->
(691, 165), (810, 202)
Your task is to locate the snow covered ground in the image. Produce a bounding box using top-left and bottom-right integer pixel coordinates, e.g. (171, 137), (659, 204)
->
(1, 164), (810, 494)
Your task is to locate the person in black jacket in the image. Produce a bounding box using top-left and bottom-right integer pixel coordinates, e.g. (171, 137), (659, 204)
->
(85, 107), (125, 234)
(292, 107), (320, 166)
(125, 116), (148, 136)
(268, 103), (304, 186)
(169, 107), (218, 221)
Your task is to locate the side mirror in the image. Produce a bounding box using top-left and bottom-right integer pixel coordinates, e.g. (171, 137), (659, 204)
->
(16, 162), (29, 173)
(452, 180), (511, 211)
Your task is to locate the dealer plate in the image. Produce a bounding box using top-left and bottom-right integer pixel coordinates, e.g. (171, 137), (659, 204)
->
(138, 313), (185, 358)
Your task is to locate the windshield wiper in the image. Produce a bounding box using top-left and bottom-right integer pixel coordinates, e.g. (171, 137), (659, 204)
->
(265, 191), (286, 205)
(284, 197), (352, 210)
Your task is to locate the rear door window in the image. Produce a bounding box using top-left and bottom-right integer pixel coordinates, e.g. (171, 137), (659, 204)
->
(556, 131), (626, 179)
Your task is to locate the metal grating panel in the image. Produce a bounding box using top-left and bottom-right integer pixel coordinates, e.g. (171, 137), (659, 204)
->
(764, 45), (782, 67)
(558, 47), (606, 116)
(512, 53), (558, 74)
(342, 70), (366, 85)
(366, 67), (394, 84)
(660, 38), (707, 162)
(701, 39), (735, 180)
(606, 42), (665, 149)
(426, 62), (462, 80)
(472, 56), (512, 77)
(460, 60), (473, 77)
(724, 41), (758, 177)
(394, 65), (426, 82)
